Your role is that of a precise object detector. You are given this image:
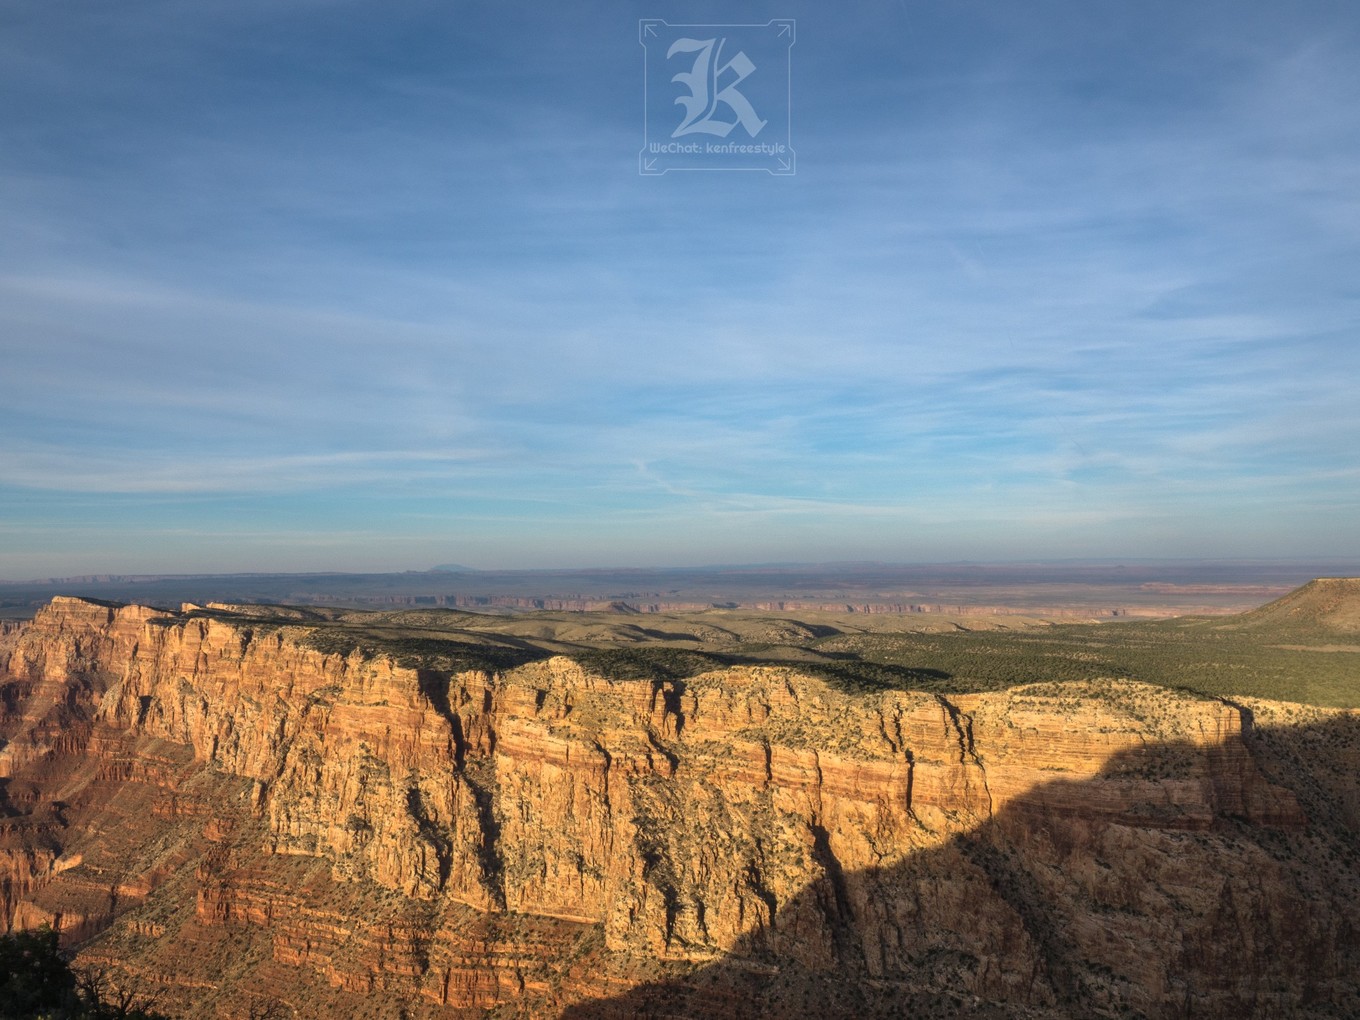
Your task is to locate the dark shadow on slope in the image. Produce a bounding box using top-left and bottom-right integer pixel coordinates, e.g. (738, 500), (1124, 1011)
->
(300, 628), (550, 673)
(575, 647), (730, 682)
(635, 628), (720, 643)
(574, 646), (955, 693)
(562, 713), (1360, 1020)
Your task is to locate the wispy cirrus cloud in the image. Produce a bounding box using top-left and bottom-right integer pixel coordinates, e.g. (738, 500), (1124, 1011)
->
(1, 0), (1357, 571)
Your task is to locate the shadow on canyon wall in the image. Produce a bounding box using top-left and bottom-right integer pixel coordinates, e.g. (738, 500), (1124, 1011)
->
(562, 709), (1360, 1020)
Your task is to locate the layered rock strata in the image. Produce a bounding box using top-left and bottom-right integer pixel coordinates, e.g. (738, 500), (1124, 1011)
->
(0, 597), (1355, 1018)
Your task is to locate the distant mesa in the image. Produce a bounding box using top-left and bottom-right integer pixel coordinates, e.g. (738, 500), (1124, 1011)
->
(430, 563), (481, 573)
(1229, 577), (1360, 634)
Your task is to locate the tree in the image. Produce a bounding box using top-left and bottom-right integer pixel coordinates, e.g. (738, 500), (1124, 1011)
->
(245, 997), (291, 1020)
(0, 927), (78, 1019)
(72, 965), (168, 1020)
(0, 930), (169, 1020)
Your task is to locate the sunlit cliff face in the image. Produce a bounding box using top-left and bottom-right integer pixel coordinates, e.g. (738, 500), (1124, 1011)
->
(1, 598), (1357, 1019)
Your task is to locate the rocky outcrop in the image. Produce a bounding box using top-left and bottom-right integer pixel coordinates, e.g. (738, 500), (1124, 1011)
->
(0, 597), (1355, 1019)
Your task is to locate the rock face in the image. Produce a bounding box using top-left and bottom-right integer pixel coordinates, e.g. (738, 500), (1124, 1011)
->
(0, 597), (1357, 1018)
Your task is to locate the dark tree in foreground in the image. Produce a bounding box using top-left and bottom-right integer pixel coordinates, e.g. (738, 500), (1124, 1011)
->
(245, 998), (291, 1020)
(0, 927), (77, 1018)
(0, 929), (169, 1020)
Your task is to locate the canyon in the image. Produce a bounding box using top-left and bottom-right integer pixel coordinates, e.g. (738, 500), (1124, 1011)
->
(1, 592), (1359, 1018)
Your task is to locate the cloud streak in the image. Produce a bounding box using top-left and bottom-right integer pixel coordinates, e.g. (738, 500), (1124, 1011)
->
(1, 0), (1357, 571)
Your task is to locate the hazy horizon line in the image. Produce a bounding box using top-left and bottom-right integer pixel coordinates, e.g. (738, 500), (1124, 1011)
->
(5, 555), (1360, 587)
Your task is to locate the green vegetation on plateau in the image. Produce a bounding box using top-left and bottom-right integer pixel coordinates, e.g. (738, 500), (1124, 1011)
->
(811, 614), (1359, 707)
(195, 579), (1360, 709)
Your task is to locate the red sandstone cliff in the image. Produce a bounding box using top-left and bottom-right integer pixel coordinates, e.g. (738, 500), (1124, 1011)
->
(0, 597), (1356, 1018)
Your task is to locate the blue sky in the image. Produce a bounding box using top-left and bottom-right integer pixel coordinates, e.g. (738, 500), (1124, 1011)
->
(1, 0), (1358, 575)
